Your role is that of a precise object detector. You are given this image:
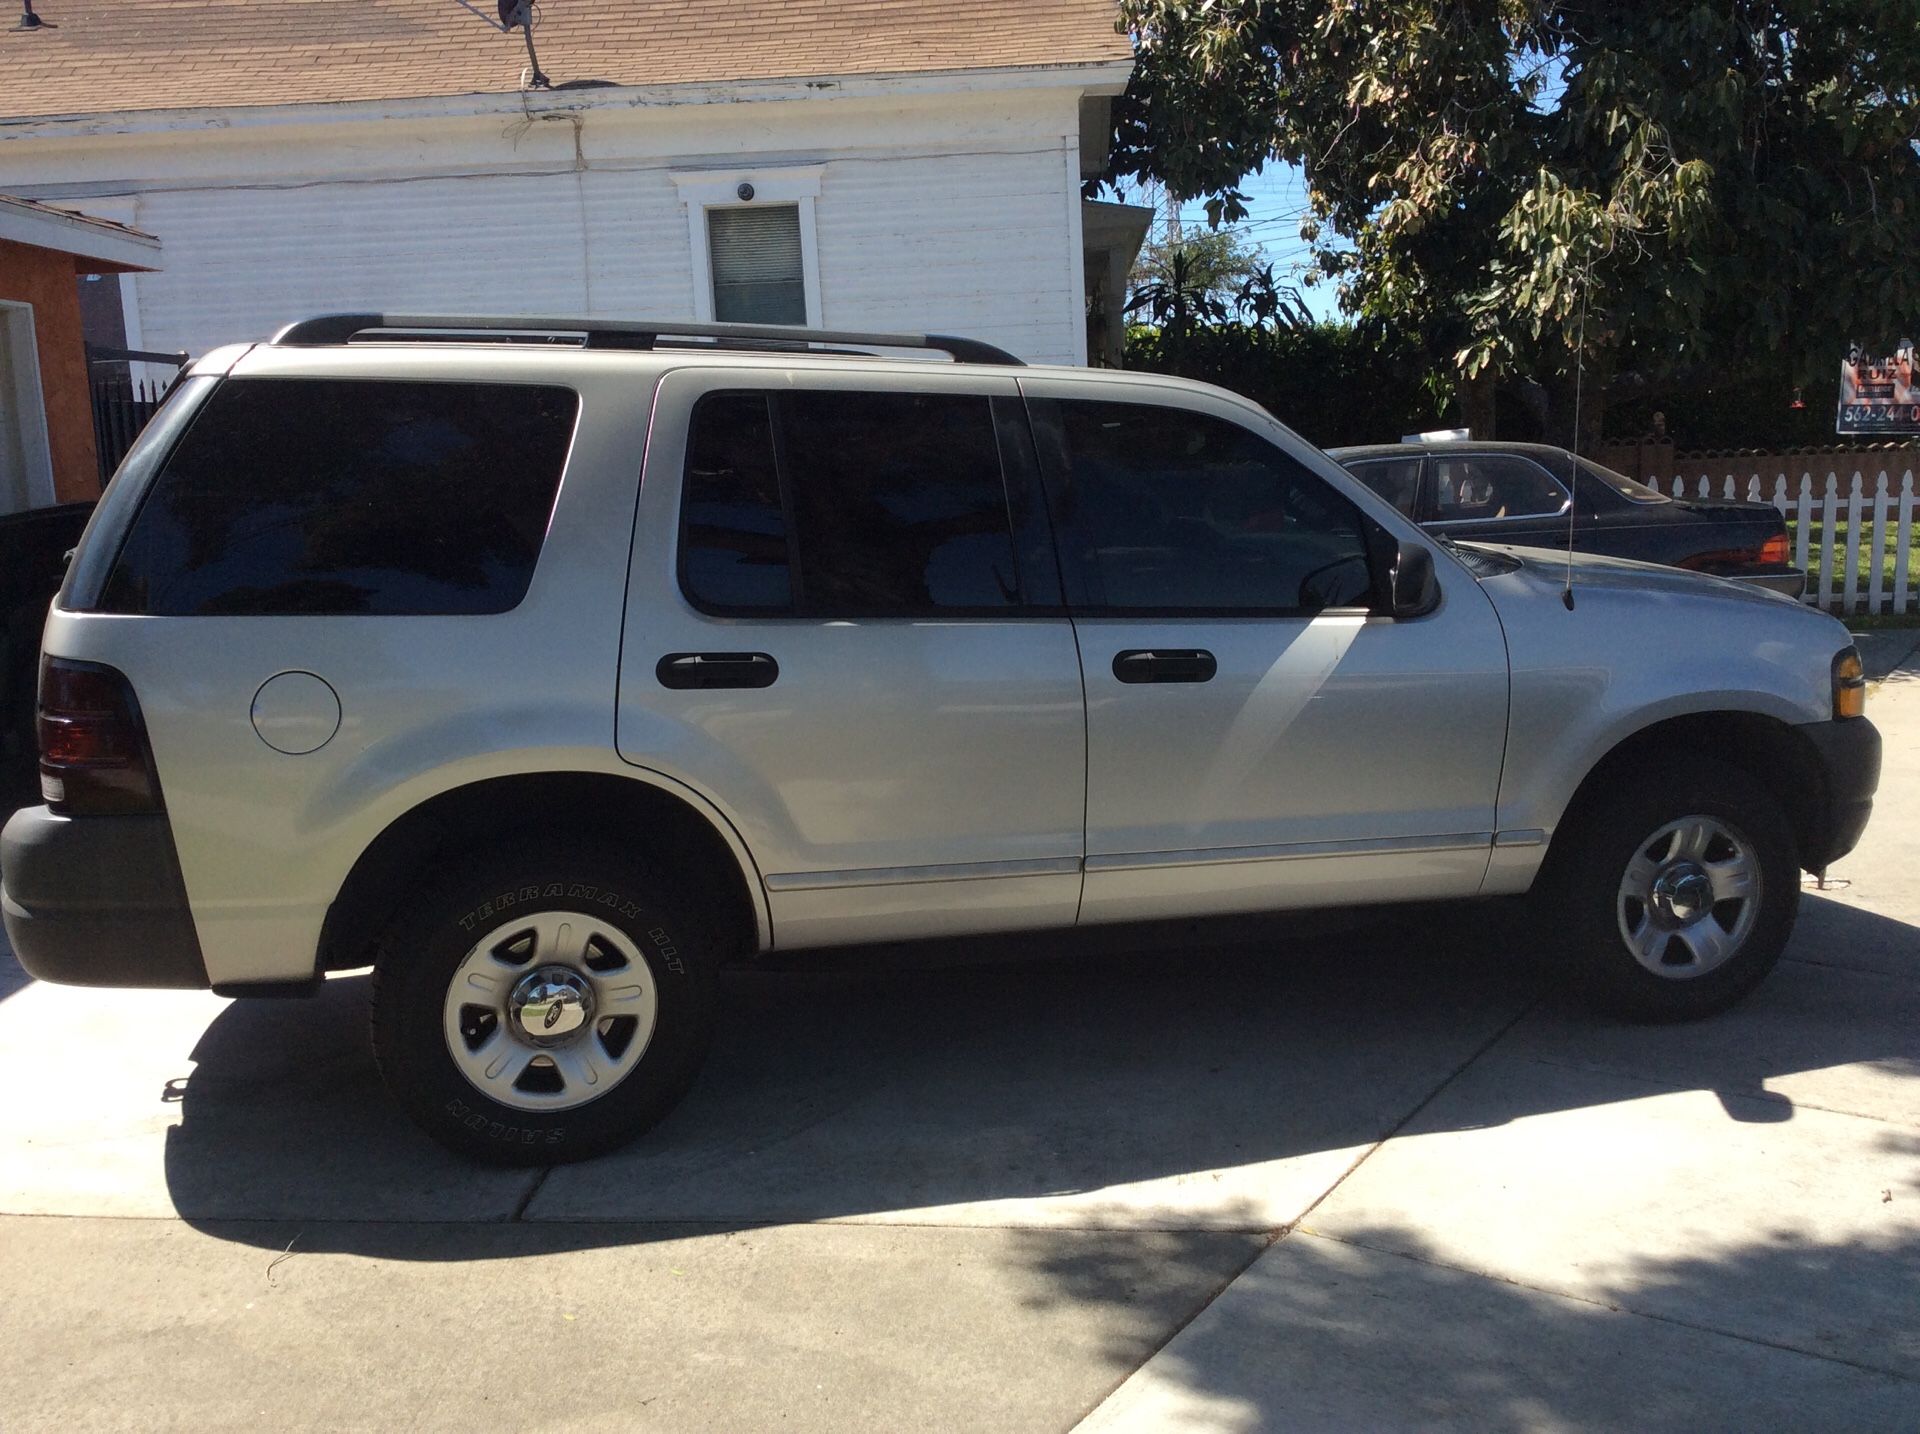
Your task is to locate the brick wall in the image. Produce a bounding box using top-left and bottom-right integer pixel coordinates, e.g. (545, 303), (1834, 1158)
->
(0, 238), (99, 504)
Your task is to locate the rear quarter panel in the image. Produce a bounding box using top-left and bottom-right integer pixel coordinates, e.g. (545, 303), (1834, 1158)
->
(36, 347), (725, 986)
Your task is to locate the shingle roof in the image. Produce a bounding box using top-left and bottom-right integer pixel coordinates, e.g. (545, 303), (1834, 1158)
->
(2, 1), (1131, 121)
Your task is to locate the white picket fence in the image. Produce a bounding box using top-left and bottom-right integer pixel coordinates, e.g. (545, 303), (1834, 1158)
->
(1658, 467), (1918, 615)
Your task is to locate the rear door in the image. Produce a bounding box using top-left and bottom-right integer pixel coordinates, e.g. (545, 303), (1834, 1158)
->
(618, 367), (1086, 949)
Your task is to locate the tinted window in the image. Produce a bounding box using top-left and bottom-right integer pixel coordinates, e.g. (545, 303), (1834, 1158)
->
(1344, 456), (1424, 516)
(680, 389), (1020, 616)
(681, 393), (792, 612)
(1052, 401), (1374, 612)
(101, 379), (577, 616)
(1431, 454), (1568, 521)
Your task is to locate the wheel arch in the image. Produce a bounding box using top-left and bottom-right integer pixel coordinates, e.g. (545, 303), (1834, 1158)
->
(1545, 710), (1829, 877)
(318, 770), (770, 975)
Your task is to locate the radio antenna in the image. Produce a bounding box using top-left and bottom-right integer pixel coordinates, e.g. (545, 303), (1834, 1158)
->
(1562, 261), (1590, 611)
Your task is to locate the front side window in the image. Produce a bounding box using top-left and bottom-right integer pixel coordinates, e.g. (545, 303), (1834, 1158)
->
(101, 378), (578, 616)
(1050, 400), (1374, 613)
(1431, 454), (1569, 521)
(679, 389), (1020, 616)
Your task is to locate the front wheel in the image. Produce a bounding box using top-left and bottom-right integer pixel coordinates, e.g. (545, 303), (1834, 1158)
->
(1544, 758), (1799, 1021)
(371, 846), (718, 1164)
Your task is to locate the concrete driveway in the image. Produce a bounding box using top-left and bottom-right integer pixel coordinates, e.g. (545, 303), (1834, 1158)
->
(2, 668), (1915, 1431)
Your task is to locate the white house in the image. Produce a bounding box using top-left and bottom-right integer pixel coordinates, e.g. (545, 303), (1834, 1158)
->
(0, 0), (1149, 367)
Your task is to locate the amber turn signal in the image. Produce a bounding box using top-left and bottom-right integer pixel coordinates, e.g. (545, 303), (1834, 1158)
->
(1759, 532), (1790, 566)
(1832, 647), (1866, 720)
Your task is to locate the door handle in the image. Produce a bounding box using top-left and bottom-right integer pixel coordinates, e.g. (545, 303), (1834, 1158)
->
(1112, 649), (1217, 684)
(656, 652), (780, 690)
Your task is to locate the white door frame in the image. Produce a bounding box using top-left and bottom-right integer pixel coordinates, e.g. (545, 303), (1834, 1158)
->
(0, 299), (59, 514)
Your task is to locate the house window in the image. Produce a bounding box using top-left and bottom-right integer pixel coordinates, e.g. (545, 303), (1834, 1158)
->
(707, 206), (806, 325)
(672, 166), (823, 327)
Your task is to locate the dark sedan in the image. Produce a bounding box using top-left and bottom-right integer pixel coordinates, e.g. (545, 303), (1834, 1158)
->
(1329, 441), (1805, 597)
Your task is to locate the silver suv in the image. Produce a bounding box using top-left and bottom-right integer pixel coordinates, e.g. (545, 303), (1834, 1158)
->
(1, 314), (1882, 1164)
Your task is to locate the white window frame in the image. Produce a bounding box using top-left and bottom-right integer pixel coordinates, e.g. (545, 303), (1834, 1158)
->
(672, 165), (824, 326)
(0, 299), (58, 514)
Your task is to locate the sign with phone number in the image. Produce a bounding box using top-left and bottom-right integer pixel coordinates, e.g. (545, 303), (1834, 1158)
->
(1838, 344), (1920, 434)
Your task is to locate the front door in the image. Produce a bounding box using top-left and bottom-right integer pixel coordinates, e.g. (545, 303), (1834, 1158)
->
(1021, 379), (1512, 925)
(619, 368), (1087, 949)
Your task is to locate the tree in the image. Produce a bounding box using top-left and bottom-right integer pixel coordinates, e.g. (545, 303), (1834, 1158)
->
(1127, 228), (1313, 364)
(1106, 2), (1920, 444)
(1129, 226), (1265, 314)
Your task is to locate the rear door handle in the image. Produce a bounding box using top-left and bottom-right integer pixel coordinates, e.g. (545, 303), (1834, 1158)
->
(1112, 649), (1217, 684)
(656, 652), (779, 690)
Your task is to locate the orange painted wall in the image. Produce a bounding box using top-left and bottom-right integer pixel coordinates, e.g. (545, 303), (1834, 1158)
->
(0, 237), (100, 504)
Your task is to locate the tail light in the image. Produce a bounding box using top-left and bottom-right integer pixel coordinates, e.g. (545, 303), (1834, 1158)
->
(37, 657), (163, 815)
(1678, 532), (1790, 575)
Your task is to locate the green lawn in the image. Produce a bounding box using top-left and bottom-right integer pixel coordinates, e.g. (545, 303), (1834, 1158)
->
(1791, 518), (1920, 611)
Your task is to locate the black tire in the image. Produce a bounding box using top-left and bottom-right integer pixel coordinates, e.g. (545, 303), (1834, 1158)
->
(1542, 757), (1798, 1021)
(371, 844), (718, 1165)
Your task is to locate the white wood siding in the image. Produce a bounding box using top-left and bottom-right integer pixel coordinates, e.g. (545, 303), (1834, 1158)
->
(813, 146), (1082, 364)
(3, 89), (1091, 365)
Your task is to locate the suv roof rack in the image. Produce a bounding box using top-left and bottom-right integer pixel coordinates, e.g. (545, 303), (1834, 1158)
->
(268, 313), (1025, 366)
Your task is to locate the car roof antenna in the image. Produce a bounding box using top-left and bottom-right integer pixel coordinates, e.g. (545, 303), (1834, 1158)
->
(1562, 264), (1590, 611)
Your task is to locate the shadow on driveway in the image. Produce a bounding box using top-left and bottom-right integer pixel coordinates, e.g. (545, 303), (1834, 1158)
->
(154, 894), (1919, 1261)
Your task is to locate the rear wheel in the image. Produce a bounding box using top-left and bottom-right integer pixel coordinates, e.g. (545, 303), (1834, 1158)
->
(1545, 758), (1798, 1020)
(371, 846), (717, 1164)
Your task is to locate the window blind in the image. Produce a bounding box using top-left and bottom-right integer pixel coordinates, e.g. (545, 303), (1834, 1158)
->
(708, 205), (807, 325)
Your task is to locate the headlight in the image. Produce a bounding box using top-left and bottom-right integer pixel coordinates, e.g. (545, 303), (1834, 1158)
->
(1832, 646), (1866, 720)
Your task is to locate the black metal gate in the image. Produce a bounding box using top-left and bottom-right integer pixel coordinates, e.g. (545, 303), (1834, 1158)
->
(86, 343), (188, 486)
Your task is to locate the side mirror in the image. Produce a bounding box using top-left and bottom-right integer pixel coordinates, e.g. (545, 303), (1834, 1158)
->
(1389, 539), (1440, 618)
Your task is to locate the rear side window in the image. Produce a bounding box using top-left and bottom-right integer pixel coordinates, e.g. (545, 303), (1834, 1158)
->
(100, 378), (578, 616)
(679, 389), (1020, 616)
(1343, 456), (1424, 516)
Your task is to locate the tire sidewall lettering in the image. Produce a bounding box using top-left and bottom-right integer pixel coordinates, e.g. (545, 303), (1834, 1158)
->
(445, 1097), (565, 1145)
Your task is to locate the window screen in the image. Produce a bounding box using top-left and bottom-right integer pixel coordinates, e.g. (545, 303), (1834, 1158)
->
(708, 205), (807, 325)
(100, 378), (577, 616)
(679, 389), (1020, 616)
(1052, 401), (1374, 612)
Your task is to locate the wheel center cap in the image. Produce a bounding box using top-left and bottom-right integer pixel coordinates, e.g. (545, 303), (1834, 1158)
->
(1651, 863), (1714, 925)
(508, 966), (594, 1045)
